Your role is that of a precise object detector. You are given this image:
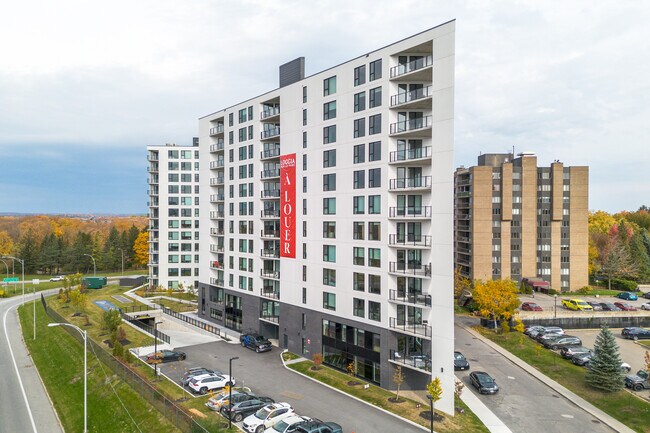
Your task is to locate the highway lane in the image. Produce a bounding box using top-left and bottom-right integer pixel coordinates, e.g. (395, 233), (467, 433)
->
(455, 319), (616, 433)
(0, 291), (63, 433)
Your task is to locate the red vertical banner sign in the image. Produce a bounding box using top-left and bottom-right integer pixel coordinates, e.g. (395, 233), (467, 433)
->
(280, 153), (296, 258)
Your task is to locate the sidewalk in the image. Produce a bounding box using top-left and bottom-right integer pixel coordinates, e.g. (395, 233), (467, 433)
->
(460, 323), (636, 433)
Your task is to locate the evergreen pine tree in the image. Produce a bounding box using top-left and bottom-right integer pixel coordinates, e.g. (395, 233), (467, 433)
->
(585, 326), (625, 392)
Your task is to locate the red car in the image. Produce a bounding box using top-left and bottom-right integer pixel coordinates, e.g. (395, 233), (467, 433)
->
(521, 302), (543, 311)
(614, 302), (637, 311)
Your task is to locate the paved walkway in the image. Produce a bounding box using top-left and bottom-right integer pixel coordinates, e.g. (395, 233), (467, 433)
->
(460, 322), (636, 433)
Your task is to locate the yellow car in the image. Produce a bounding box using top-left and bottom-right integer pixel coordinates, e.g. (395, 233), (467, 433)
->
(562, 299), (593, 311)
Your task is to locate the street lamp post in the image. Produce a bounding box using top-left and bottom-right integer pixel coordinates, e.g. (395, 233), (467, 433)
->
(554, 294), (558, 319)
(0, 259), (8, 289)
(154, 321), (162, 378)
(228, 356), (239, 429)
(4, 256), (31, 338)
(426, 394), (433, 433)
(48, 323), (87, 433)
(118, 248), (124, 276)
(83, 254), (96, 277)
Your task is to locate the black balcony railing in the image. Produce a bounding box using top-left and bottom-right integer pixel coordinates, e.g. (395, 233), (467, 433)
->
(389, 289), (432, 307)
(260, 288), (280, 299)
(389, 176), (432, 190)
(389, 146), (432, 163)
(389, 317), (432, 337)
(389, 349), (431, 372)
(389, 262), (432, 277)
(390, 116), (432, 135)
(390, 55), (433, 78)
(388, 206), (432, 218)
(390, 85), (432, 106)
(388, 234), (432, 247)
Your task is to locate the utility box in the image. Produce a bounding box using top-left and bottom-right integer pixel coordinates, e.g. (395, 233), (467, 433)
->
(82, 277), (107, 289)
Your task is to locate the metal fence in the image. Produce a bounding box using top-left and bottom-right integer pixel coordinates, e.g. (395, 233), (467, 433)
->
(43, 298), (210, 433)
(161, 306), (224, 339)
(121, 312), (171, 344)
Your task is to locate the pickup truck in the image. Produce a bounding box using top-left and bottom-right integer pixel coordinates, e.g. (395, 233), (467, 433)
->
(561, 298), (593, 311)
(625, 370), (650, 391)
(240, 333), (273, 353)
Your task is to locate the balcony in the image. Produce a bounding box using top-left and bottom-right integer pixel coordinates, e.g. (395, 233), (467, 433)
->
(261, 169), (280, 179)
(210, 261), (224, 270)
(389, 146), (432, 164)
(388, 176), (432, 191)
(210, 176), (224, 186)
(147, 154), (159, 162)
(261, 249), (280, 258)
(388, 234), (432, 248)
(260, 287), (280, 300)
(210, 160), (225, 169)
(261, 147), (281, 160)
(390, 55), (433, 80)
(389, 290), (432, 307)
(261, 209), (280, 219)
(261, 269), (280, 280)
(209, 125), (224, 136)
(261, 189), (280, 199)
(261, 127), (280, 140)
(389, 317), (432, 338)
(389, 350), (431, 373)
(211, 278), (225, 288)
(389, 116), (432, 137)
(259, 314), (279, 324)
(148, 165), (159, 173)
(261, 106), (280, 121)
(209, 212), (225, 220)
(456, 191), (471, 199)
(209, 244), (224, 253)
(210, 141), (225, 153)
(210, 194), (224, 203)
(390, 85), (432, 109)
(260, 229), (280, 238)
(388, 206), (432, 219)
(389, 262), (432, 277)
(209, 227), (225, 236)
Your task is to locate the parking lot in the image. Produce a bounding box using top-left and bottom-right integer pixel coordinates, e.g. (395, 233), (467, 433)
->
(564, 328), (648, 374)
(156, 340), (424, 433)
(519, 292), (650, 317)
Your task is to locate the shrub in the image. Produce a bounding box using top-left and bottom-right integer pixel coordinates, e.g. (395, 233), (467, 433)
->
(501, 320), (511, 334)
(116, 326), (127, 342)
(0, 289), (6, 298)
(112, 341), (124, 358)
(312, 353), (323, 368)
(611, 278), (638, 292)
(576, 286), (591, 295)
(547, 289), (559, 296)
(102, 309), (122, 333)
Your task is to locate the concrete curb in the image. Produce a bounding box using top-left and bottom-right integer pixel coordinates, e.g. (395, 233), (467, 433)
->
(279, 350), (431, 432)
(461, 324), (637, 433)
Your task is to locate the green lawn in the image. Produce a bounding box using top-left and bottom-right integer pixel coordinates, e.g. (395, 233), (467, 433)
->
(154, 298), (197, 313)
(19, 301), (182, 433)
(638, 340), (650, 348)
(475, 327), (650, 433)
(288, 358), (488, 433)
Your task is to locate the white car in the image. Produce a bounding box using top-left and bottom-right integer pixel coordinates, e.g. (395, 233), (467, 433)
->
(49, 276), (64, 282)
(264, 415), (312, 433)
(242, 402), (294, 433)
(188, 373), (234, 395)
(641, 302), (650, 311)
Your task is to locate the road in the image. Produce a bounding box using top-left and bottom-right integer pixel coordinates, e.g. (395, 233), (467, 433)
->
(0, 291), (63, 433)
(454, 319), (616, 433)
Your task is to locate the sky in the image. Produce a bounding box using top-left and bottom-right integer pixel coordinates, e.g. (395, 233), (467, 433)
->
(1, 0), (648, 214)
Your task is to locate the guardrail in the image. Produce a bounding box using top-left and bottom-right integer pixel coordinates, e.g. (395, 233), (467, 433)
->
(161, 306), (224, 339)
(121, 312), (171, 344)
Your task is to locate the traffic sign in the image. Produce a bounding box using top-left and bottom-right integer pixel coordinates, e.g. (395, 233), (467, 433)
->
(3, 277), (19, 283)
(33, 279), (40, 285)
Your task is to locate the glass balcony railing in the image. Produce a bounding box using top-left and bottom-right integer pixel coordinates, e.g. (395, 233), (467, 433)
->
(209, 125), (224, 136)
(261, 127), (280, 139)
(261, 148), (281, 160)
(261, 106), (280, 119)
(261, 169), (280, 179)
(210, 141), (224, 152)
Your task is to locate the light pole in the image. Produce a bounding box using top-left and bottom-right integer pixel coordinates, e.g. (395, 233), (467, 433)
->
(228, 356), (239, 429)
(154, 321), (162, 378)
(83, 254), (96, 277)
(48, 322), (87, 433)
(4, 256), (31, 338)
(0, 259), (8, 289)
(426, 394), (433, 433)
(118, 248), (124, 276)
(554, 294), (558, 319)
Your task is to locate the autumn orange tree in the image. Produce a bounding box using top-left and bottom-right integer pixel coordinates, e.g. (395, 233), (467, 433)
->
(133, 231), (149, 266)
(472, 279), (520, 330)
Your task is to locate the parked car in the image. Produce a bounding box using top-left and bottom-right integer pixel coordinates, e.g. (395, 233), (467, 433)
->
(587, 302), (603, 311)
(242, 402), (294, 433)
(206, 390), (253, 412)
(599, 302), (621, 311)
(581, 355), (632, 373)
(454, 351), (470, 371)
(222, 397), (276, 422)
(560, 346), (592, 360)
(521, 302), (543, 311)
(49, 275), (64, 282)
(536, 333), (564, 344)
(292, 420), (343, 433)
(146, 350), (186, 364)
(524, 325), (545, 337)
(182, 367), (223, 385)
(614, 302), (637, 311)
(536, 326), (565, 337)
(188, 373), (234, 395)
(263, 415), (313, 433)
(616, 291), (638, 301)
(622, 327), (643, 336)
(642, 292), (650, 300)
(622, 328), (650, 341)
(625, 370), (650, 391)
(640, 302), (650, 311)
(562, 299), (593, 311)
(571, 352), (593, 366)
(469, 371), (499, 394)
(240, 332), (273, 353)
(543, 336), (582, 350)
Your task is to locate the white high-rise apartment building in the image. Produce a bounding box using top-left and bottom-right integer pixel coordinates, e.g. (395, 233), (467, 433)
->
(150, 21), (455, 412)
(147, 140), (202, 291)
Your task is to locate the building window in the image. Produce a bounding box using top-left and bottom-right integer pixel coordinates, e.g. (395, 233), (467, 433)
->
(354, 91), (366, 112)
(323, 149), (336, 168)
(323, 101), (336, 120)
(368, 141), (381, 162)
(303, 108), (307, 126)
(369, 59), (382, 81)
(323, 76), (337, 96)
(368, 195), (380, 214)
(354, 65), (366, 86)
(323, 173), (336, 191)
(368, 301), (381, 321)
(323, 269), (336, 287)
(353, 144), (365, 164)
(353, 298), (365, 317)
(302, 287), (307, 303)
(323, 125), (336, 144)
(303, 131), (307, 148)
(353, 170), (365, 189)
(353, 222), (364, 240)
(323, 198), (336, 215)
(323, 221), (336, 238)
(368, 248), (381, 267)
(323, 292), (336, 310)
(368, 114), (381, 134)
(302, 86), (307, 103)
(369, 86), (382, 108)
(353, 118), (366, 138)
(353, 247), (365, 265)
(368, 168), (381, 188)
(368, 275), (381, 294)
(353, 272), (365, 291)
(323, 245), (336, 262)
(353, 196), (365, 214)
(368, 222), (380, 241)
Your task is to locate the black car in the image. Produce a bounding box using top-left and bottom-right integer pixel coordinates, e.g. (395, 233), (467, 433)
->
(642, 292), (650, 300)
(240, 332), (273, 353)
(454, 351), (470, 371)
(599, 302), (621, 311)
(294, 420), (343, 433)
(588, 302), (603, 311)
(218, 393), (259, 414)
(182, 367), (222, 385)
(560, 346), (592, 360)
(536, 333), (563, 344)
(222, 397), (275, 422)
(469, 371), (499, 394)
(622, 328), (650, 341)
(571, 352), (593, 366)
(542, 336), (582, 350)
(622, 327), (643, 336)
(146, 350), (186, 364)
